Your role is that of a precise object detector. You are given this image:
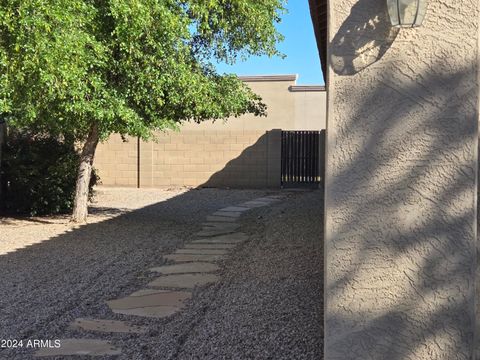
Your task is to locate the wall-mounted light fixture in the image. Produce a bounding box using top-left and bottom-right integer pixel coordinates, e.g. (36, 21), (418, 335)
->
(387, 0), (427, 27)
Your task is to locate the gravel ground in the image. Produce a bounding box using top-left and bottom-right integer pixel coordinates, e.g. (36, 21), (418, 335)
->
(0, 187), (192, 256)
(174, 189), (324, 360)
(0, 187), (323, 359)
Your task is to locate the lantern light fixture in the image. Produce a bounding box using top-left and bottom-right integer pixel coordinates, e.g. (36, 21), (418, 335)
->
(387, 0), (427, 27)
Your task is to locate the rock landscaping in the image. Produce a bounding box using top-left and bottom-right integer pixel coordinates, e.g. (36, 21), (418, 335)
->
(34, 193), (284, 357)
(0, 188), (323, 359)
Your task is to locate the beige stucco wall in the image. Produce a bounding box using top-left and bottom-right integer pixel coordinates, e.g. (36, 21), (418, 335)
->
(180, 76), (326, 132)
(325, 0), (479, 359)
(292, 87), (327, 130)
(94, 76), (325, 188)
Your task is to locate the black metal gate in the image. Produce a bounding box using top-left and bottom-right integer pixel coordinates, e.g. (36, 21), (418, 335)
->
(281, 130), (323, 186)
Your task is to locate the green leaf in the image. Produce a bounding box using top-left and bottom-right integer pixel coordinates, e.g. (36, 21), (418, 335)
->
(1, 0), (284, 140)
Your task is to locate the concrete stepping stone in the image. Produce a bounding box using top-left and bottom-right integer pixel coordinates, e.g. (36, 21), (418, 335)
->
(219, 206), (250, 212)
(240, 201), (270, 208)
(195, 228), (236, 237)
(34, 339), (121, 357)
(191, 232), (249, 244)
(130, 289), (169, 297)
(70, 318), (147, 334)
(206, 215), (238, 222)
(255, 197), (281, 203)
(165, 254), (226, 262)
(201, 226), (240, 234)
(185, 243), (237, 250)
(212, 211), (242, 218)
(107, 290), (191, 318)
(202, 222), (240, 229)
(150, 262), (220, 274)
(147, 274), (220, 289)
(265, 194), (285, 199)
(175, 248), (228, 255)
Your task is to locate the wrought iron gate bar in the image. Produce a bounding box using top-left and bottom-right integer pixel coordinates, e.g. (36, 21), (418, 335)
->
(281, 130), (321, 185)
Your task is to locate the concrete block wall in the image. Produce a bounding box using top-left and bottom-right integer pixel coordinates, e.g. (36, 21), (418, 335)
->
(94, 130), (282, 189)
(93, 134), (138, 187)
(94, 75), (326, 189)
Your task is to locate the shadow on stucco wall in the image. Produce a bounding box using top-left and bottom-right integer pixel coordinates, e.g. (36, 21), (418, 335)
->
(325, 59), (477, 359)
(330, 0), (399, 75)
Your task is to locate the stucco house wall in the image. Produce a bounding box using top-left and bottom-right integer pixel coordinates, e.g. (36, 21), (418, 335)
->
(324, 0), (479, 359)
(94, 75), (326, 188)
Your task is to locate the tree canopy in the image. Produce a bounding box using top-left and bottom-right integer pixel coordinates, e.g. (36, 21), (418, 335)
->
(0, 0), (286, 140)
(0, 0), (286, 221)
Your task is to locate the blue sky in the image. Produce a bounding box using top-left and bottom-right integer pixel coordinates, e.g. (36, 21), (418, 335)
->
(215, 1), (324, 85)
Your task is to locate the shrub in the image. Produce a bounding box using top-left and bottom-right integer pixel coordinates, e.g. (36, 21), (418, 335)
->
(0, 131), (99, 216)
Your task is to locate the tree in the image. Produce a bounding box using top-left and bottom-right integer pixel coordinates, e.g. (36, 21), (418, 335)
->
(0, 0), (285, 222)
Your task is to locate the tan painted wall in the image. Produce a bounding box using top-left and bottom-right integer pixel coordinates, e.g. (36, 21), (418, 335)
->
(293, 89), (326, 130)
(179, 76), (326, 132)
(325, 0), (479, 358)
(94, 76), (324, 188)
(94, 134), (138, 188)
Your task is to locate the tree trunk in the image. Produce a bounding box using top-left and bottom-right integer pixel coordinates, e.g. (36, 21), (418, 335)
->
(71, 123), (100, 223)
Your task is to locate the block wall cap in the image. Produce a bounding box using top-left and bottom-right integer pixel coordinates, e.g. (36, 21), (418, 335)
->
(238, 74), (298, 82)
(289, 85), (326, 92)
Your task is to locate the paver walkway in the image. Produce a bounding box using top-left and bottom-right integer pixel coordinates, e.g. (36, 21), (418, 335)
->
(35, 194), (284, 357)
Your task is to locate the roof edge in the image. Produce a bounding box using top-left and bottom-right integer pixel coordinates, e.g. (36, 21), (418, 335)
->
(308, 0), (327, 79)
(238, 74), (298, 82)
(289, 85), (326, 92)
